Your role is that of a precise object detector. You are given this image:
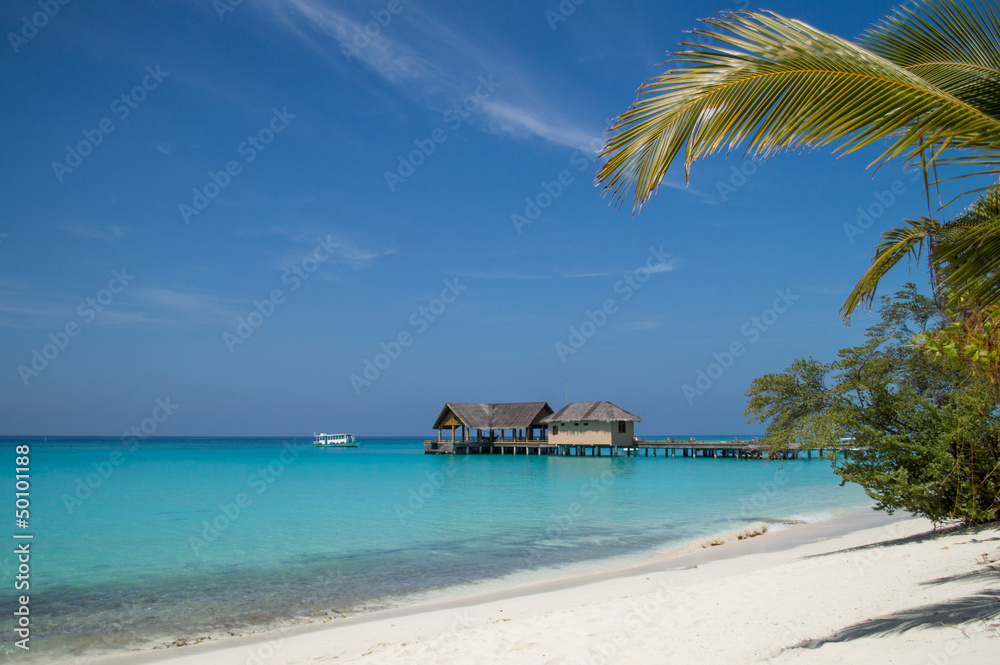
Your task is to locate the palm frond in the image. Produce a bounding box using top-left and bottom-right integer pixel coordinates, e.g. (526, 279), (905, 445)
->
(842, 218), (941, 320)
(598, 9), (1000, 211)
(845, 184), (1000, 319)
(862, 0), (1000, 118)
(933, 185), (1000, 303)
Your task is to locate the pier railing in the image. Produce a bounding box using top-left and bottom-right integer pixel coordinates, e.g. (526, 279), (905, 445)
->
(424, 437), (549, 447)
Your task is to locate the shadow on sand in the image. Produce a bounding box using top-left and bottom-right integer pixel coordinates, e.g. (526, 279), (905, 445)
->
(787, 521), (1000, 651)
(801, 521), (1000, 559)
(788, 588), (1000, 650)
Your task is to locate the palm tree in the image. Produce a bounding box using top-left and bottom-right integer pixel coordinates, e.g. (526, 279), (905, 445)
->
(597, 0), (1000, 318)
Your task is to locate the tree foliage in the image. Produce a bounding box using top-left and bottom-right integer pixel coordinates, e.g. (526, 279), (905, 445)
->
(916, 303), (1000, 398)
(745, 285), (1000, 524)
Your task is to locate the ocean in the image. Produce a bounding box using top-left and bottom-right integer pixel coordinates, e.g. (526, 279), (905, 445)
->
(1, 436), (874, 662)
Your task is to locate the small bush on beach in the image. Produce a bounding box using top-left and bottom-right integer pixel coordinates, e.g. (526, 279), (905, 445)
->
(744, 286), (1000, 526)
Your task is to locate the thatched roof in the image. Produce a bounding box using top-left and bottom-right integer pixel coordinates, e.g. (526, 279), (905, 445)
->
(433, 402), (553, 430)
(541, 401), (641, 423)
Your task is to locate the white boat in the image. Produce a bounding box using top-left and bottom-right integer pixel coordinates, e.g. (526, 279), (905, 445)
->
(313, 433), (359, 447)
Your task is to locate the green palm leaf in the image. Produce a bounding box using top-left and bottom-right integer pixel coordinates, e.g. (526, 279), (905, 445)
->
(934, 185), (1000, 303)
(843, 183), (1000, 318)
(598, 7), (1000, 211)
(861, 0), (1000, 117)
(842, 218), (941, 319)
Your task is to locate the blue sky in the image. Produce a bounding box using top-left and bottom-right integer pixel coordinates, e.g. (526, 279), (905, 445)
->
(0, 0), (969, 436)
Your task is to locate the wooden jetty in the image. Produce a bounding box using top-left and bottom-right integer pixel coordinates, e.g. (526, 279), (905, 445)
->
(424, 401), (851, 460)
(423, 438), (840, 460)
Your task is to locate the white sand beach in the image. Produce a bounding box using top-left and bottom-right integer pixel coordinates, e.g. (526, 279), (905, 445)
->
(90, 513), (999, 665)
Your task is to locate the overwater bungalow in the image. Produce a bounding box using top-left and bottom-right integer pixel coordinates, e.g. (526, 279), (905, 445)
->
(429, 402), (554, 451)
(541, 401), (642, 447)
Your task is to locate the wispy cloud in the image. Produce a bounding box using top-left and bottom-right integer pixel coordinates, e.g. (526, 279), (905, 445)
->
(0, 276), (244, 330)
(65, 222), (129, 241)
(0, 303), (64, 329)
(254, 0), (599, 150)
(561, 270), (617, 279)
(274, 237), (391, 272)
(236, 225), (394, 271)
(263, 0), (430, 80)
(647, 260), (677, 274)
(563, 258), (677, 279)
(619, 320), (662, 332)
(127, 287), (245, 324)
(461, 268), (553, 281)
(482, 100), (598, 151)
(464, 260), (679, 281)
(0, 276), (83, 329)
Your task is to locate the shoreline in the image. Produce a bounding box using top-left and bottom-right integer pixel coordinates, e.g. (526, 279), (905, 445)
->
(73, 507), (1000, 665)
(68, 508), (874, 659)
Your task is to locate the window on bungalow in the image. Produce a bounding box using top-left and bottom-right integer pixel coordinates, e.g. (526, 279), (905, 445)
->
(552, 426), (559, 435)
(618, 421), (626, 433)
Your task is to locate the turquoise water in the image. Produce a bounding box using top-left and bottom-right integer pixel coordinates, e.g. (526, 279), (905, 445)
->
(1, 437), (873, 662)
